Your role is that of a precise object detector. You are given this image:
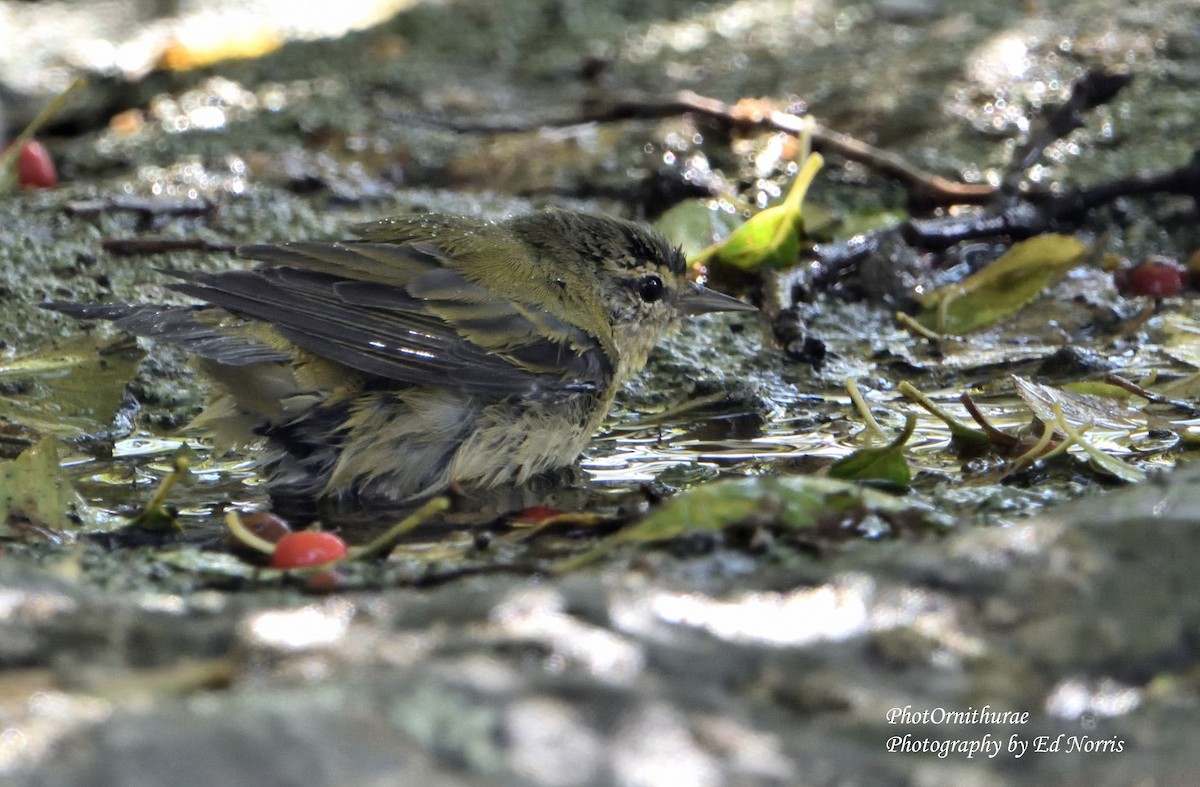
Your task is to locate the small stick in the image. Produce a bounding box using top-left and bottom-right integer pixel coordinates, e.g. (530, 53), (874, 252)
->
(398, 90), (994, 206)
(102, 238), (237, 256)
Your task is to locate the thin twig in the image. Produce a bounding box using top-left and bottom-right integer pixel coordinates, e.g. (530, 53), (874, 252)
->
(895, 311), (943, 343)
(960, 393), (1020, 450)
(102, 238), (236, 256)
(902, 152), (1200, 249)
(66, 196), (216, 219)
(1102, 373), (1200, 416)
(396, 90), (995, 206)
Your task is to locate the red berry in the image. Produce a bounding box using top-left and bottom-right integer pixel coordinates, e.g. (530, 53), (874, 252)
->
(15, 140), (58, 188)
(1123, 258), (1187, 298)
(270, 531), (348, 569)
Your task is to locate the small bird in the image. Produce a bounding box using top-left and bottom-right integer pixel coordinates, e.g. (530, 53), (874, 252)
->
(46, 209), (755, 507)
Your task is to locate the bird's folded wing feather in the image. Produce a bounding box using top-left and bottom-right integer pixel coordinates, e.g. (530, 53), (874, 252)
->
(164, 240), (610, 398)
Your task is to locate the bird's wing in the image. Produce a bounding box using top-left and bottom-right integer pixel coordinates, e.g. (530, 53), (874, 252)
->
(166, 239), (611, 399)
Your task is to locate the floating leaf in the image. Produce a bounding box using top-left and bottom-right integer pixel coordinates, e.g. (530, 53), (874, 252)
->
(916, 234), (1087, 335)
(0, 337), (142, 437)
(554, 475), (924, 572)
(0, 437), (85, 536)
(829, 413), (916, 486)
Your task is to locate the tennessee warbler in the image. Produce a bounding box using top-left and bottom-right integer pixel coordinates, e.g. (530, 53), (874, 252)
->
(47, 209), (755, 507)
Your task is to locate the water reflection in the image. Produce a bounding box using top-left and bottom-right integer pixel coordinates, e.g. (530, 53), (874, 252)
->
(60, 377), (1181, 538)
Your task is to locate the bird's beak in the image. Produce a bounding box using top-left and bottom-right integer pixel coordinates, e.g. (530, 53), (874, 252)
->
(680, 282), (758, 315)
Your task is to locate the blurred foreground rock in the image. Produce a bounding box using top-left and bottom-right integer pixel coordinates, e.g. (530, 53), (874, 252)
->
(4, 462), (1197, 785)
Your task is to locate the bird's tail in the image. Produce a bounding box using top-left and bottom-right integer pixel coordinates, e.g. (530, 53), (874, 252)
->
(41, 302), (289, 367)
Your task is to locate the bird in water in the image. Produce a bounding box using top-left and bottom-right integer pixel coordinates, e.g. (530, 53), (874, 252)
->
(46, 209), (756, 509)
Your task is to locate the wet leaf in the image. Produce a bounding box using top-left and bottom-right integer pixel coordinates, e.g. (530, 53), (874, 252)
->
(916, 234), (1087, 335)
(692, 151), (824, 270)
(554, 475), (922, 571)
(0, 437), (85, 536)
(1161, 313), (1200, 368)
(1012, 375), (1143, 431)
(829, 413), (916, 486)
(0, 337), (142, 437)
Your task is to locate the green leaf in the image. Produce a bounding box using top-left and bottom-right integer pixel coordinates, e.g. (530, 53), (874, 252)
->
(828, 413), (916, 486)
(0, 437), (85, 536)
(553, 475), (924, 572)
(915, 234), (1087, 335)
(711, 203), (802, 269)
(1061, 381), (1144, 400)
(695, 151), (825, 270)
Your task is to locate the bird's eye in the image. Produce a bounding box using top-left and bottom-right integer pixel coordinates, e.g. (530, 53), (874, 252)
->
(636, 275), (666, 303)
